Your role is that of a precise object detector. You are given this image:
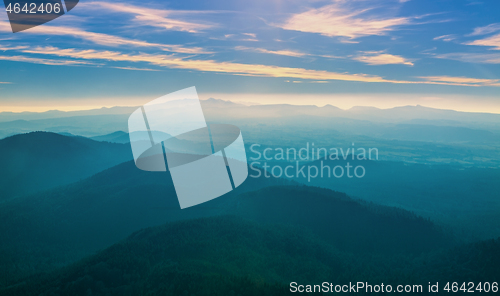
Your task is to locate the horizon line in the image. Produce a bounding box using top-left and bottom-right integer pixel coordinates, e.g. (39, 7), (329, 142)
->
(1, 98), (500, 115)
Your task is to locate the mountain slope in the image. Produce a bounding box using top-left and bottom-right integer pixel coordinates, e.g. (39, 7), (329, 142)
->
(0, 159), (451, 283)
(0, 160), (288, 283)
(0, 132), (132, 200)
(90, 131), (130, 143)
(2, 216), (498, 296)
(225, 186), (450, 254)
(280, 157), (500, 240)
(1, 216), (340, 296)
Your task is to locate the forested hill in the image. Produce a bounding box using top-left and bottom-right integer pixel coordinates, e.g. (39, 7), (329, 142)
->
(2, 216), (498, 296)
(0, 160), (451, 284)
(0, 132), (132, 200)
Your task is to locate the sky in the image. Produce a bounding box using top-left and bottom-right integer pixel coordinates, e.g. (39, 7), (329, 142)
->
(0, 0), (500, 112)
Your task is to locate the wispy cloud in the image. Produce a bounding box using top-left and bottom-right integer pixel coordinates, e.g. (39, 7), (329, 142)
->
(234, 46), (343, 59)
(80, 2), (214, 33)
(242, 33), (257, 38)
(0, 55), (100, 66)
(417, 76), (500, 87)
(353, 51), (414, 66)
(276, 1), (411, 39)
(467, 23), (500, 36)
(464, 33), (500, 50)
(234, 46), (308, 57)
(18, 46), (391, 82)
(111, 66), (161, 71)
(240, 33), (259, 42)
(434, 52), (500, 64)
(433, 34), (456, 42)
(4, 45), (499, 87)
(0, 21), (211, 54)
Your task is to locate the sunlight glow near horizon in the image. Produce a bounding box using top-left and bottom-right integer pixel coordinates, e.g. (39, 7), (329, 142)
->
(1, 93), (499, 114)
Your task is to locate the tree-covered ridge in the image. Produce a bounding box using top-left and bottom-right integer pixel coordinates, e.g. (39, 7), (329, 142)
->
(0, 131), (132, 200)
(2, 216), (499, 296)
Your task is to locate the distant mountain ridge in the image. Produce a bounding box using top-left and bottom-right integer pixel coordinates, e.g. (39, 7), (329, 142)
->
(2, 99), (500, 126)
(0, 106), (137, 123)
(200, 99), (500, 126)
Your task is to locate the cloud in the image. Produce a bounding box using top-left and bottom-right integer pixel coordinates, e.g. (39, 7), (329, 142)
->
(353, 51), (414, 66)
(464, 33), (500, 50)
(0, 21), (211, 54)
(4, 45), (499, 87)
(234, 46), (343, 59)
(234, 46), (308, 57)
(0, 55), (100, 66)
(80, 2), (214, 33)
(417, 76), (500, 87)
(434, 52), (500, 64)
(433, 34), (456, 42)
(467, 23), (500, 36)
(0, 45), (29, 51)
(239, 33), (259, 42)
(16, 46), (402, 83)
(111, 66), (161, 71)
(276, 1), (411, 39)
(242, 33), (257, 38)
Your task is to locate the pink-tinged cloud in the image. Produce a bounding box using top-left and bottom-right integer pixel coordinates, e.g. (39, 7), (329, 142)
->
(0, 21), (211, 54)
(465, 33), (500, 50)
(353, 51), (414, 66)
(417, 76), (500, 87)
(81, 2), (214, 33)
(4, 46), (499, 87)
(467, 23), (500, 36)
(0, 55), (100, 66)
(276, 2), (411, 39)
(434, 52), (500, 64)
(234, 46), (308, 58)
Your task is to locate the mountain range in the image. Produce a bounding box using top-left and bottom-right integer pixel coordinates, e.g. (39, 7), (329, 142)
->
(0, 133), (452, 284)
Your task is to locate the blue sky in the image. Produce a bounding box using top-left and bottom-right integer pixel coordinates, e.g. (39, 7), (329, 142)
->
(0, 0), (499, 112)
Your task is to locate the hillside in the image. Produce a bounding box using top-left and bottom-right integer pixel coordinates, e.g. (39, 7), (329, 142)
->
(90, 131), (130, 143)
(0, 159), (451, 283)
(225, 186), (451, 254)
(0, 132), (132, 200)
(278, 157), (500, 240)
(0, 160), (289, 283)
(2, 216), (498, 296)
(0, 216), (335, 296)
